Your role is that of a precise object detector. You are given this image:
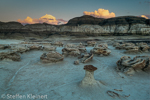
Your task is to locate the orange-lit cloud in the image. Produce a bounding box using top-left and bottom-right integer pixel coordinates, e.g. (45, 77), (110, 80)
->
(17, 14), (67, 25)
(83, 8), (115, 19)
(140, 15), (148, 19)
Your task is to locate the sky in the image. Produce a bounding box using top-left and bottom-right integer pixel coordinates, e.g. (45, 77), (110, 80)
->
(0, 0), (150, 25)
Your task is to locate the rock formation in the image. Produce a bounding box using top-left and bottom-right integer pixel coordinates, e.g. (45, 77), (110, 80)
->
(11, 45), (30, 53)
(0, 51), (21, 61)
(74, 53), (93, 65)
(80, 65), (100, 87)
(87, 41), (97, 47)
(28, 45), (43, 50)
(43, 46), (56, 51)
(62, 43), (86, 56)
(52, 41), (63, 47)
(0, 44), (11, 49)
(113, 42), (150, 53)
(40, 51), (64, 63)
(0, 16), (150, 39)
(90, 43), (111, 56)
(116, 56), (150, 75)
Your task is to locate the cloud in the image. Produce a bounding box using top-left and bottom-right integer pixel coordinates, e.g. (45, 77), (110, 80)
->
(140, 15), (149, 19)
(83, 8), (115, 19)
(17, 14), (67, 25)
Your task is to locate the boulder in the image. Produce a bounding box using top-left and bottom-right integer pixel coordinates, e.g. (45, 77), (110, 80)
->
(28, 45), (43, 50)
(116, 56), (150, 75)
(52, 41), (63, 47)
(136, 42), (150, 52)
(87, 41), (97, 46)
(40, 51), (64, 63)
(90, 43), (111, 56)
(43, 46), (56, 51)
(0, 51), (21, 61)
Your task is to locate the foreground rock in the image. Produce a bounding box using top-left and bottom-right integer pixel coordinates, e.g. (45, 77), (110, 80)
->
(90, 43), (111, 56)
(40, 51), (64, 63)
(0, 51), (21, 61)
(80, 65), (100, 87)
(116, 56), (150, 75)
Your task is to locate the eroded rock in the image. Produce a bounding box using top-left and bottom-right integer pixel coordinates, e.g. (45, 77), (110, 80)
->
(52, 41), (63, 47)
(0, 51), (21, 61)
(0, 44), (11, 49)
(80, 65), (100, 87)
(116, 56), (150, 75)
(62, 43), (86, 56)
(87, 41), (97, 46)
(40, 51), (64, 63)
(90, 43), (111, 56)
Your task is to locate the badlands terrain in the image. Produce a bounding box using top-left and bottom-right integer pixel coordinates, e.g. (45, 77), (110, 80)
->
(0, 35), (150, 100)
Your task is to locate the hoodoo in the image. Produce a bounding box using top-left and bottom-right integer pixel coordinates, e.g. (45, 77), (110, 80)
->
(80, 65), (101, 87)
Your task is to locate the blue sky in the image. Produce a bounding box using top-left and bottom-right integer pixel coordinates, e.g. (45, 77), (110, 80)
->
(0, 0), (149, 22)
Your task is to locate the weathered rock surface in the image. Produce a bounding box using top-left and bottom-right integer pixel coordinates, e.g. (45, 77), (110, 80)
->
(62, 43), (86, 56)
(113, 42), (150, 53)
(74, 53), (93, 65)
(52, 41), (63, 47)
(116, 56), (150, 75)
(87, 41), (97, 47)
(0, 44), (11, 49)
(0, 51), (21, 61)
(40, 51), (64, 63)
(0, 16), (150, 39)
(90, 43), (111, 56)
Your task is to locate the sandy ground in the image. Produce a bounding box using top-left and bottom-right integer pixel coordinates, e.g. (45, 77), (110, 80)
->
(0, 36), (150, 100)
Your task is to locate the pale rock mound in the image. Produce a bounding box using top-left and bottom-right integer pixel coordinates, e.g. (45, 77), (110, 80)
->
(52, 41), (63, 47)
(62, 43), (86, 56)
(40, 51), (64, 63)
(114, 42), (150, 53)
(90, 43), (111, 56)
(136, 42), (150, 52)
(87, 41), (97, 47)
(28, 45), (43, 50)
(43, 46), (56, 51)
(0, 51), (21, 61)
(11, 45), (30, 53)
(116, 56), (150, 75)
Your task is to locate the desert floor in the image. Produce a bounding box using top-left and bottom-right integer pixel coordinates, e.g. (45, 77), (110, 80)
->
(0, 36), (150, 100)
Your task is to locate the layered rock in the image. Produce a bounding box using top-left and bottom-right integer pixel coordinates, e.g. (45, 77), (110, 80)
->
(113, 42), (150, 53)
(0, 16), (150, 39)
(116, 56), (150, 75)
(40, 51), (64, 63)
(74, 53), (93, 65)
(90, 43), (111, 56)
(0, 51), (21, 61)
(62, 43), (86, 56)
(80, 65), (100, 87)
(87, 41), (97, 47)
